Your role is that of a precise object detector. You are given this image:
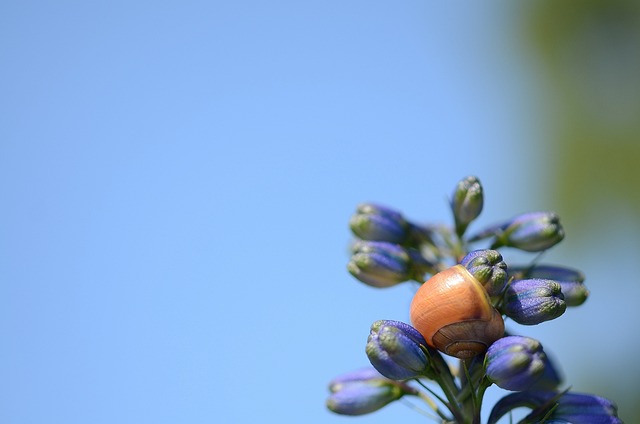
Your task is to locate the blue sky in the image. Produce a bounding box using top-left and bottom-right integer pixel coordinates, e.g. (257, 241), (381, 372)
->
(1, 1), (635, 423)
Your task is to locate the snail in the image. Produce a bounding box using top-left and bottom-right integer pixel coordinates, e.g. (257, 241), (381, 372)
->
(409, 264), (504, 359)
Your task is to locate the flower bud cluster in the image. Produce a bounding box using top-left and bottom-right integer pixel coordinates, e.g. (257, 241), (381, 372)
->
(488, 390), (622, 424)
(327, 176), (621, 422)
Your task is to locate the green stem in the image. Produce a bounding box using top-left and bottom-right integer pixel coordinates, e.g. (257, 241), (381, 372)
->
(440, 224), (467, 263)
(472, 378), (492, 424)
(415, 379), (450, 411)
(426, 357), (467, 423)
(435, 375), (465, 423)
(412, 380), (453, 422)
(455, 358), (492, 424)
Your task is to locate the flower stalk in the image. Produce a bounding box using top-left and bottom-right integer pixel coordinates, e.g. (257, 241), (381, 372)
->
(326, 176), (621, 423)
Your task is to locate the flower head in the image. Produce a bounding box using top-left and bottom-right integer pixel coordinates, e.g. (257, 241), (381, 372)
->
(503, 279), (566, 325)
(330, 176), (620, 423)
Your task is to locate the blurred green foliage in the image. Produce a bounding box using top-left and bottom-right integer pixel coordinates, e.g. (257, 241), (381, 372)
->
(525, 0), (640, 232)
(522, 1), (640, 421)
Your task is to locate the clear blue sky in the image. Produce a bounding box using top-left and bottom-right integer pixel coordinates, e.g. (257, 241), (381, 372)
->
(1, 1), (635, 423)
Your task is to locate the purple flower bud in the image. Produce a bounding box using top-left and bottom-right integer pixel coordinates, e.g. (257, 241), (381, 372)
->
(485, 336), (547, 391)
(326, 367), (410, 416)
(491, 211), (565, 252)
(509, 264), (584, 283)
(366, 320), (433, 380)
(503, 279), (566, 325)
(328, 367), (384, 388)
(556, 281), (589, 307)
(347, 241), (410, 287)
(348, 241), (434, 287)
(350, 203), (411, 244)
(509, 265), (589, 307)
(451, 175), (484, 236)
(529, 352), (563, 390)
(488, 390), (621, 424)
(460, 249), (508, 297)
(549, 392), (621, 423)
(347, 241), (413, 288)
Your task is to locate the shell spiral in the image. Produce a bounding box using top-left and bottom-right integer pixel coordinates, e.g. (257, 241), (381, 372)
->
(409, 265), (505, 358)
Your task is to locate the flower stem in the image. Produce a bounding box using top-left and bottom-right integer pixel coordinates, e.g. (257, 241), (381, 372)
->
(411, 381), (453, 422)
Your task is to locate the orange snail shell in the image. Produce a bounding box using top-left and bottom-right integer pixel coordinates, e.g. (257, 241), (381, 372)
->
(409, 265), (505, 359)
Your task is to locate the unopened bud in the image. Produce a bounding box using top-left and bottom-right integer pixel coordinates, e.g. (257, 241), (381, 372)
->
(503, 279), (566, 325)
(366, 320), (434, 380)
(460, 249), (508, 297)
(491, 212), (565, 252)
(350, 203), (411, 244)
(485, 336), (547, 391)
(348, 241), (431, 287)
(451, 176), (484, 236)
(488, 390), (621, 424)
(326, 368), (412, 416)
(509, 265), (588, 307)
